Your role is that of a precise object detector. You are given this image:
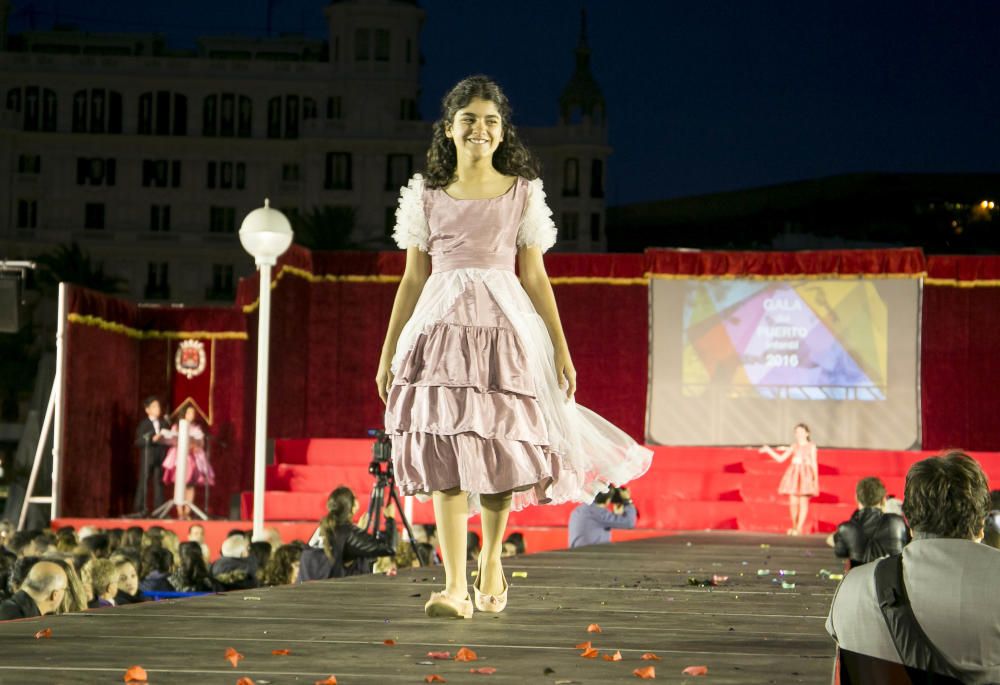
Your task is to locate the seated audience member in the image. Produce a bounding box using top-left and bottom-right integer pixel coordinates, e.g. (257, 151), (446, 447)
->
(107, 528), (124, 554)
(85, 558), (118, 608)
(568, 486), (637, 549)
(829, 476), (911, 568)
(77, 525), (100, 542)
(827, 451), (1000, 683)
(187, 523), (211, 561)
(47, 557), (88, 614)
(0, 520), (14, 553)
(249, 541), (272, 575)
(139, 547), (175, 593)
(262, 527), (283, 551)
(112, 556), (145, 604)
(211, 534), (258, 591)
(169, 542), (218, 593)
(8, 556), (41, 596)
(122, 526), (144, 550)
(983, 490), (1000, 550)
(502, 531), (527, 557)
(260, 544), (303, 586)
(9, 530), (49, 558)
(299, 486), (397, 581)
(0, 560), (67, 620)
(82, 533), (111, 559)
(55, 529), (78, 554)
(0, 552), (13, 601)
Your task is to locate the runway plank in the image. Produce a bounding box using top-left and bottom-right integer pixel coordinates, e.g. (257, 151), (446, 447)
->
(0, 532), (838, 684)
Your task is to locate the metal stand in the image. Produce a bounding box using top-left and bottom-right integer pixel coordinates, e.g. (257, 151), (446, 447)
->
(152, 419), (207, 520)
(365, 455), (421, 565)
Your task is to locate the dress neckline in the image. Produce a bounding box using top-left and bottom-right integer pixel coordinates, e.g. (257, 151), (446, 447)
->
(440, 176), (519, 201)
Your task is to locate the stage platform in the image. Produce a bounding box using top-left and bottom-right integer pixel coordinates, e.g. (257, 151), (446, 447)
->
(0, 532), (837, 684)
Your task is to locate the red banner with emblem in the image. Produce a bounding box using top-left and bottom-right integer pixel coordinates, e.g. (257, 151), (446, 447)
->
(170, 338), (214, 425)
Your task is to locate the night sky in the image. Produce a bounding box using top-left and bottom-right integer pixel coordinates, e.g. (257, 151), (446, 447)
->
(9, 0), (1000, 205)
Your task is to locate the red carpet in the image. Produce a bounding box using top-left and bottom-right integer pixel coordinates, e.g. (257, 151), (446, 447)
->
(241, 439), (1000, 534)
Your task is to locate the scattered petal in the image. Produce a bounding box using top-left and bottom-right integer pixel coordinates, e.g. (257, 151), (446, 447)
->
(580, 647), (600, 659)
(511, 571), (528, 578)
(586, 623), (602, 633)
(237, 678), (255, 685)
(123, 665), (148, 683)
(711, 574), (729, 584)
(633, 666), (656, 679)
(34, 628), (52, 639)
(574, 641), (592, 650)
(383, 639), (396, 646)
(682, 665), (708, 676)
(603, 650), (623, 662)
(271, 649), (291, 656)
(455, 647), (478, 662)
(427, 651), (451, 660)
(314, 677), (338, 685)
(641, 653), (662, 661)
(225, 648), (244, 668)
(470, 667), (497, 675)
(424, 676), (446, 683)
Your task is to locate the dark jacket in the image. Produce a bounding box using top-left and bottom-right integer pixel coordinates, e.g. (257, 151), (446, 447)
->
(299, 518), (397, 581)
(0, 590), (41, 621)
(834, 507), (911, 568)
(139, 571), (175, 593)
(210, 556), (258, 591)
(134, 417), (168, 461)
(115, 589), (147, 605)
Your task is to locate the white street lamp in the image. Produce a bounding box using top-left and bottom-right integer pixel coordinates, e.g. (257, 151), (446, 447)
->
(240, 199), (293, 541)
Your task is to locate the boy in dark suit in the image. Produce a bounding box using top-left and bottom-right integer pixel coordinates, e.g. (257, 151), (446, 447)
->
(132, 396), (168, 514)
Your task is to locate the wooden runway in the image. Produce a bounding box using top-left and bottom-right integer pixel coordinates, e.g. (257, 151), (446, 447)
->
(0, 532), (837, 684)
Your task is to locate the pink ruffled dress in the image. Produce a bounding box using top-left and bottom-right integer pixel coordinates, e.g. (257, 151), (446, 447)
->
(161, 423), (216, 487)
(384, 173), (653, 515)
(777, 443), (819, 497)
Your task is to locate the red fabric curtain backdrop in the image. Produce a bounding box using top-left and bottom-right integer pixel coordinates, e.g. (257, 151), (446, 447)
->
(923, 256), (1000, 450)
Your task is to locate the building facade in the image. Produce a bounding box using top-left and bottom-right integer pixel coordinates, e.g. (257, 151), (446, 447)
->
(0, 0), (610, 304)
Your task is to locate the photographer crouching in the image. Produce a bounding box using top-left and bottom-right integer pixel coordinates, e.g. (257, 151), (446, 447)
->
(568, 485), (637, 549)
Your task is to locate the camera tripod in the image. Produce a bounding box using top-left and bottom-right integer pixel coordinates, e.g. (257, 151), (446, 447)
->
(366, 430), (423, 565)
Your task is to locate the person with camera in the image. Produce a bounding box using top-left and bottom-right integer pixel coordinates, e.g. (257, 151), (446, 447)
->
(568, 486), (637, 549)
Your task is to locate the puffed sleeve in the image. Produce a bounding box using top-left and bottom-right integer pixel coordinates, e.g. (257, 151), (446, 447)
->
(516, 177), (558, 253)
(391, 173), (430, 252)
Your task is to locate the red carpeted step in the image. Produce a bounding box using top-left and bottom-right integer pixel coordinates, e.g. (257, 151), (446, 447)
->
(275, 438), (376, 466)
(737, 502), (855, 534)
(738, 474), (907, 505)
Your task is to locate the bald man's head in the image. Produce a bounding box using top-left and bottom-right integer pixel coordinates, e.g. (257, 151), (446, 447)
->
(22, 561), (68, 615)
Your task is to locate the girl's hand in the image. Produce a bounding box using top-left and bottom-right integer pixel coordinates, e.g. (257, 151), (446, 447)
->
(554, 349), (577, 400)
(375, 359), (394, 405)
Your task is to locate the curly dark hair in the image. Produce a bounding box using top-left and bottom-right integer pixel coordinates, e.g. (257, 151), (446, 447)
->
(855, 477), (887, 508)
(423, 75), (541, 189)
(902, 451), (991, 539)
(260, 543), (303, 586)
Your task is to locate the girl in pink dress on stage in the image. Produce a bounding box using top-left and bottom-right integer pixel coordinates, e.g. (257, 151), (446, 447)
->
(376, 76), (653, 619)
(161, 404), (215, 519)
(759, 423), (819, 535)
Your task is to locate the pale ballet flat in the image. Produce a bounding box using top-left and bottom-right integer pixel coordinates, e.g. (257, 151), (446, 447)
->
(473, 555), (509, 613)
(424, 590), (473, 619)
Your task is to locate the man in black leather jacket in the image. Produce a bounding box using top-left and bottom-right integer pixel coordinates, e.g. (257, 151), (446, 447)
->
(830, 476), (910, 568)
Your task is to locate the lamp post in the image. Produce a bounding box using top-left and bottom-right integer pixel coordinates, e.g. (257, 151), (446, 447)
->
(239, 199), (293, 540)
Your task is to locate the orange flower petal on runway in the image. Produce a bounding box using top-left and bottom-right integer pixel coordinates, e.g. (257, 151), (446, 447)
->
(427, 651), (451, 660)
(682, 665), (708, 676)
(314, 677), (338, 685)
(424, 676), (446, 683)
(574, 641), (592, 650)
(383, 639), (396, 646)
(123, 665), (148, 683)
(455, 647), (478, 662)
(586, 623), (603, 633)
(236, 678), (255, 685)
(271, 649), (291, 656)
(581, 647), (600, 659)
(633, 666), (656, 679)
(34, 628), (52, 639)
(469, 667), (497, 675)
(224, 647), (244, 668)
(641, 653), (662, 661)
(603, 650), (623, 661)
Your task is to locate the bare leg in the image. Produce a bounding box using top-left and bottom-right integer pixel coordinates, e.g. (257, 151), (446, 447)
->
(796, 496), (809, 534)
(432, 487), (469, 600)
(478, 491), (513, 596)
(787, 495), (798, 534)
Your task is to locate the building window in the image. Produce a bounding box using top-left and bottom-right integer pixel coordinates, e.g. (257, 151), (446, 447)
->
(354, 28), (370, 61)
(142, 160), (181, 188)
(284, 95), (299, 138)
(406, 38), (412, 64)
(145, 262), (170, 300)
(399, 98), (418, 121)
(207, 161), (246, 190)
(303, 97), (317, 120)
(203, 94), (253, 137)
(138, 91), (187, 136)
(385, 205), (397, 238)
(16, 199), (38, 228)
(326, 96), (343, 120)
(76, 158), (116, 186)
(209, 206), (236, 233)
(17, 154), (41, 174)
(590, 159), (604, 198)
(72, 89), (123, 134)
(560, 212), (579, 241)
(150, 205), (171, 232)
(282, 163), (300, 182)
(563, 158), (580, 197)
(209, 264), (235, 299)
(10, 86), (58, 132)
(84, 203), (105, 230)
(385, 154), (412, 191)
(267, 95), (308, 139)
(374, 29), (390, 61)
(324, 152), (352, 190)
(590, 212), (601, 242)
